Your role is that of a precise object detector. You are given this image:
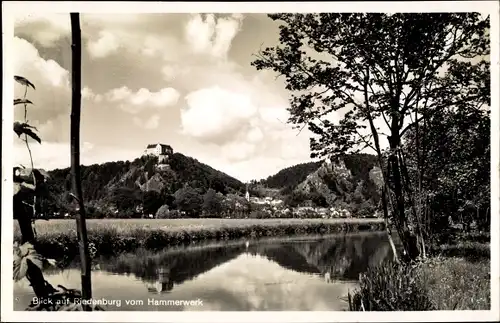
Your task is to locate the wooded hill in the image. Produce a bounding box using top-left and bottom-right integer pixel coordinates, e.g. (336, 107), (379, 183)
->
(41, 153), (245, 217)
(255, 154), (382, 215)
(38, 151), (383, 218)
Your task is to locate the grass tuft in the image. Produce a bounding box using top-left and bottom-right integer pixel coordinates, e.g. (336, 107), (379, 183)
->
(348, 261), (435, 311)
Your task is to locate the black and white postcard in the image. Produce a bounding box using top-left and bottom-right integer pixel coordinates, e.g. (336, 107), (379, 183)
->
(2, 1), (499, 322)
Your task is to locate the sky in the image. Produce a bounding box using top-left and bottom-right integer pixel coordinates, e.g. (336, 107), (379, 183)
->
(12, 13), (316, 182)
(10, 8), (495, 183)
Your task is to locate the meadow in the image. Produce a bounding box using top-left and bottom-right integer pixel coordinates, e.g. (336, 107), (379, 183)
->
(14, 218), (385, 261)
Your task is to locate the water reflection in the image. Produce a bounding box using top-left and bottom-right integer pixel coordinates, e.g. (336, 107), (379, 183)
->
(146, 268), (174, 294)
(14, 232), (393, 311)
(104, 242), (248, 295)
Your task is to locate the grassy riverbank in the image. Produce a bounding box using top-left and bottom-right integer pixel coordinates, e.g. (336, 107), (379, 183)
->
(14, 218), (384, 261)
(348, 232), (490, 311)
(418, 256), (490, 310)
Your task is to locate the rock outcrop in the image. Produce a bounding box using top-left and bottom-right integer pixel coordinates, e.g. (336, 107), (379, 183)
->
(295, 158), (382, 208)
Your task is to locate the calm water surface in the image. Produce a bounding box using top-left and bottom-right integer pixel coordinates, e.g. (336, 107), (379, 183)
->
(14, 231), (394, 311)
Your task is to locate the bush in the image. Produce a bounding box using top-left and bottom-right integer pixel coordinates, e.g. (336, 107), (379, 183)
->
(143, 190), (164, 215)
(202, 189), (223, 216)
(248, 210), (267, 219)
(167, 210), (183, 219)
(155, 205), (170, 219)
(349, 261), (435, 311)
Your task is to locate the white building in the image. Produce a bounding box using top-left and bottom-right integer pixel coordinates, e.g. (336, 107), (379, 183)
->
(143, 143), (173, 163)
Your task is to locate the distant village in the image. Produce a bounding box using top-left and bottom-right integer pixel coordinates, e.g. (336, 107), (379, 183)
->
(141, 143), (359, 219)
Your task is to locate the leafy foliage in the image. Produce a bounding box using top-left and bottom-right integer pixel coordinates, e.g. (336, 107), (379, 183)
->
(402, 107), (490, 234)
(252, 13), (489, 158)
(109, 187), (143, 212)
(143, 190), (164, 215)
(155, 205), (171, 219)
(174, 185), (203, 217)
(202, 188), (224, 217)
(169, 153), (244, 193)
(14, 219), (385, 260)
(12, 76), (46, 219)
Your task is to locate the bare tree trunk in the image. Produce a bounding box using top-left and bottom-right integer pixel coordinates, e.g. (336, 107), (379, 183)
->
(362, 69), (399, 263)
(414, 99), (427, 258)
(70, 12), (92, 311)
(387, 110), (421, 262)
(382, 187), (399, 262)
(398, 149), (426, 259)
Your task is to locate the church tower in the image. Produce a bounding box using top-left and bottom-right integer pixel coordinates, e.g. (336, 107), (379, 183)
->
(245, 183), (250, 202)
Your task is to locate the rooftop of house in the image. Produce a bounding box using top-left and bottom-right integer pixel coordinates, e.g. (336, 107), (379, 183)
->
(146, 143), (173, 150)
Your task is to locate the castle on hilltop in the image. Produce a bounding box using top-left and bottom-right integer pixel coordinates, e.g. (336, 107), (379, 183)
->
(143, 143), (173, 164)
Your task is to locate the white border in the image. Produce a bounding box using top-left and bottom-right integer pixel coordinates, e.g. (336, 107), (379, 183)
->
(2, 1), (499, 322)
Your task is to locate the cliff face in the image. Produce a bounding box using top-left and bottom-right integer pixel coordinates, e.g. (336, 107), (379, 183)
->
(296, 160), (351, 205)
(295, 158), (383, 208)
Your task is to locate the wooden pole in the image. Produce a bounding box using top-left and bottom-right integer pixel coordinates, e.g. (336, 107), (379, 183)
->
(70, 12), (92, 311)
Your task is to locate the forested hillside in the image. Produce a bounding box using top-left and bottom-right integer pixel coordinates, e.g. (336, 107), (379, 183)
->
(252, 154), (382, 216)
(40, 153), (245, 218)
(37, 152), (385, 219)
(259, 161), (323, 188)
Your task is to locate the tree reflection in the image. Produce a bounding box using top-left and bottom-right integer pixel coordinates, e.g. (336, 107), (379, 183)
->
(99, 232), (395, 293)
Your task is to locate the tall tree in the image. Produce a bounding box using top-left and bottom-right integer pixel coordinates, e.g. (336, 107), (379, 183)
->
(174, 186), (203, 217)
(70, 12), (93, 310)
(252, 13), (490, 260)
(202, 188), (224, 217)
(143, 190), (164, 216)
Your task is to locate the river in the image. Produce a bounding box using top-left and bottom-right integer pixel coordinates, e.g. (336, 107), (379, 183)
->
(14, 231), (394, 311)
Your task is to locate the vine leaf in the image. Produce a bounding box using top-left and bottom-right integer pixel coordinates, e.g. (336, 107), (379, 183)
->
(14, 75), (36, 90)
(14, 167), (50, 184)
(14, 98), (34, 106)
(13, 122), (41, 144)
(14, 182), (36, 197)
(13, 242), (44, 281)
(45, 258), (58, 267)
